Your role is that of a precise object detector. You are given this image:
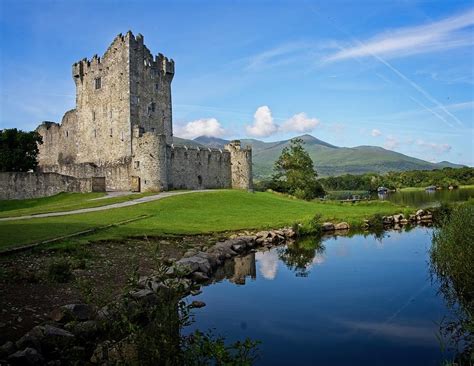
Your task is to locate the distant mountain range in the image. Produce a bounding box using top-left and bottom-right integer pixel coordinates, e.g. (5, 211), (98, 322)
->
(173, 134), (465, 178)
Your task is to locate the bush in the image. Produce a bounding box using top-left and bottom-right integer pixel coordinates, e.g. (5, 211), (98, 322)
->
(293, 214), (323, 237)
(47, 258), (73, 283)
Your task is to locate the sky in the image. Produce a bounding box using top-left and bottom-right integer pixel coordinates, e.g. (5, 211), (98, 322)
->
(0, 0), (473, 166)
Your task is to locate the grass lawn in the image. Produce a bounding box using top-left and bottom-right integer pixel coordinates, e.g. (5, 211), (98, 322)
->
(0, 192), (154, 218)
(0, 190), (414, 251)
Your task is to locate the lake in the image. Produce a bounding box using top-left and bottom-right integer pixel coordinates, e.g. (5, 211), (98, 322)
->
(187, 227), (454, 365)
(378, 187), (474, 208)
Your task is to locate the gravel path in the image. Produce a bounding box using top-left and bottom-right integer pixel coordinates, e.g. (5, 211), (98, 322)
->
(0, 190), (213, 222)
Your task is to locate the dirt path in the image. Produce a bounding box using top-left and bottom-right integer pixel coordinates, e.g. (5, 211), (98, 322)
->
(0, 190), (214, 222)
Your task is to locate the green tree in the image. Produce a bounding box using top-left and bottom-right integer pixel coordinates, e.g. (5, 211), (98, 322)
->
(271, 138), (325, 200)
(0, 128), (43, 172)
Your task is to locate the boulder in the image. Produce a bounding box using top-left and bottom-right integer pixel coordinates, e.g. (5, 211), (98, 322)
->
(8, 348), (44, 366)
(190, 301), (206, 309)
(0, 341), (15, 359)
(409, 214), (416, 221)
(174, 255), (211, 275)
(420, 214), (433, 221)
(191, 271), (210, 282)
(321, 222), (335, 231)
(65, 320), (98, 339)
(129, 289), (160, 306)
(335, 222), (350, 230)
(50, 304), (94, 323)
(382, 216), (394, 224)
(393, 214), (404, 223)
(400, 219), (409, 225)
(416, 209), (425, 216)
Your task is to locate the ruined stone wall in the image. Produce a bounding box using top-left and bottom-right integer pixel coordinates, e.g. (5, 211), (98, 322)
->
(168, 146), (232, 190)
(129, 35), (174, 144)
(0, 172), (103, 200)
(131, 129), (168, 192)
(225, 141), (253, 190)
(37, 110), (78, 166)
(39, 159), (131, 192)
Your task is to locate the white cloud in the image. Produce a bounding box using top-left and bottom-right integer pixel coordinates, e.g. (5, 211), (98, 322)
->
(280, 112), (320, 133)
(324, 8), (474, 63)
(384, 135), (399, 150)
(246, 106), (320, 137)
(371, 129), (382, 137)
(245, 106), (279, 137)
(175, 118), (225, 139)
(416, 139), (452, 153)
(256, 251), (279, 280)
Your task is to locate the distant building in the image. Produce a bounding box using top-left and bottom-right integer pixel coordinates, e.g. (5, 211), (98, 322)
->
(36, 31), (252, 192)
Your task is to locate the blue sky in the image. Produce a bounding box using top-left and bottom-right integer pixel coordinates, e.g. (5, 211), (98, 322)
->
(0, 0), (473, 165)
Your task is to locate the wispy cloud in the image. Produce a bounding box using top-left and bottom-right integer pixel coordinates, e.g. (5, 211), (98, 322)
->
(324, 8), (474, 63)
(371, 128), (382, 137)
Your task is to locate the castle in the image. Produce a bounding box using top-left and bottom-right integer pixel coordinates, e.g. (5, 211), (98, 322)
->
(36, 31), (252, 192)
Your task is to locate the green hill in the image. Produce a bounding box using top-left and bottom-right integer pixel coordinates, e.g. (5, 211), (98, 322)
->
(179, 135), (465, 178)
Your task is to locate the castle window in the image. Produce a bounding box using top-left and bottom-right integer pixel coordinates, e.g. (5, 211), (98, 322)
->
(151, 127), (155, 133)
(155, 83), (159, 91)
(134, 161), (140, 169)
(95, 77), (101, 89)
(148, 102), (156, 115)
(110, 109), (113, 118)
(121, 131), (124, 141)
(94, 129), (97, 138)
(66, 130), (69, 138)
(110, 128), (113, 137)
(92, 111), (96, 121)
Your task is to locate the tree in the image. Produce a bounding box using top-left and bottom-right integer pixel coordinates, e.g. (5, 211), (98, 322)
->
(271, 138), (325, 200)
(0, 128), (43, 172)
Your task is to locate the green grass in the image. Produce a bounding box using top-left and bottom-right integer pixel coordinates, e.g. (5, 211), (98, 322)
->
(0, 192), (154, 218)
(0, 190), (413, 251)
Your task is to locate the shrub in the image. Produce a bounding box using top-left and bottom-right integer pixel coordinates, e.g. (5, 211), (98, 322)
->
(47, 258), (73, 283)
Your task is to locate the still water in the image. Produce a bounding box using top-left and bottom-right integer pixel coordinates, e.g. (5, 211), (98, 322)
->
(188, 228), (452, 366)
(379, 187), (474, 208)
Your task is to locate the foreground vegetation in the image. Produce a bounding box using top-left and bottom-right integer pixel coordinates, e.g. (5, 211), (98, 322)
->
(430, 201), (474, 364)
(0, 192), (153, 218)
(0, 190), (413, 250)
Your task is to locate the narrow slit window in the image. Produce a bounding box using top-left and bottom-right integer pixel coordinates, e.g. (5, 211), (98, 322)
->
(95, 77), (101, 89)
(110, 128), (113, 137)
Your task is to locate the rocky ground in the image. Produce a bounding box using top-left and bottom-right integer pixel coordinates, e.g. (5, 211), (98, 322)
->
(0, 234), (224, 346)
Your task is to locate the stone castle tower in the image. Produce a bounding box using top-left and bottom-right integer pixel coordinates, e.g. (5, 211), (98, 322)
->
(37, 32), (252, 192)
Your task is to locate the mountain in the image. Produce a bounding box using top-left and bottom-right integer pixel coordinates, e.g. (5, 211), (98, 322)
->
(175, 135), (465, 178)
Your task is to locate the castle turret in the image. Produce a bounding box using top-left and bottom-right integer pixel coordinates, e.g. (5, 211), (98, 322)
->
(225, 140), (253, 190)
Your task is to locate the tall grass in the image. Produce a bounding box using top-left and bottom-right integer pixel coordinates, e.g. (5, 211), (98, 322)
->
(430, 202), (474, 362)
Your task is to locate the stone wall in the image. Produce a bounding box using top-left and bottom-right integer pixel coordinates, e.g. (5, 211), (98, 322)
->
(39, 159), (132, 192)
(168, 145), (232, 190)
(225, 141), (253, 190)
(0, 172), (105, 200)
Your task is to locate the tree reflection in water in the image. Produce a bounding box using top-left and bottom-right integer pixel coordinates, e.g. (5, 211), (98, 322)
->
(277, 236), (325, 277)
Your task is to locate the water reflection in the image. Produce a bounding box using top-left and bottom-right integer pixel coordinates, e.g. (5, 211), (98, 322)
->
(277, 236), (325, 277)
(212, 252), (256, 285)
(190, 227), (451, 365)
(377, 187), (474, 208)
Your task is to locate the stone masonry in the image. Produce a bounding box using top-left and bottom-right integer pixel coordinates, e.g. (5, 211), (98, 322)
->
(36, 31), (252, 192)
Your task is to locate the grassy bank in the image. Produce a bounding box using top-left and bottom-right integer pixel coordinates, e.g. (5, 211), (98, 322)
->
(0, 190), (414, 251)
(0, 192), (153, 218)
